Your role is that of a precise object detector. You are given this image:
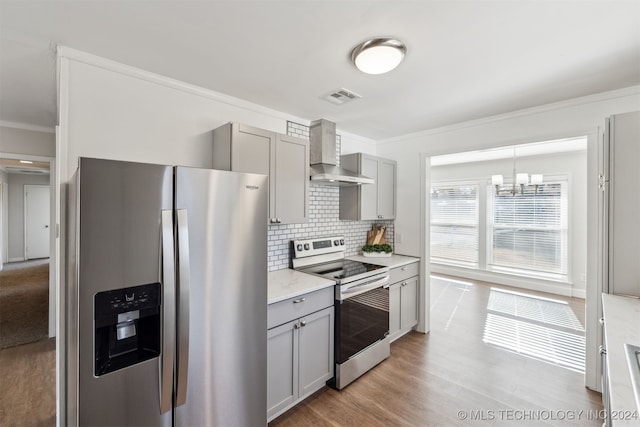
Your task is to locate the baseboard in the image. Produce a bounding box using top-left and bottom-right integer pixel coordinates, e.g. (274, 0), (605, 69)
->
(8, 257), (25, 263)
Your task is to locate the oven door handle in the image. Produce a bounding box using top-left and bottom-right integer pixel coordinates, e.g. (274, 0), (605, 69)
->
(339, 275), (390, 300)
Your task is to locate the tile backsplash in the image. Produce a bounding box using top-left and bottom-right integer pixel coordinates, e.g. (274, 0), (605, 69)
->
(267, 122), (393, 271)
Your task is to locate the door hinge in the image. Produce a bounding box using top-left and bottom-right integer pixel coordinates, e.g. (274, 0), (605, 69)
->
(598, 174), (606, 191)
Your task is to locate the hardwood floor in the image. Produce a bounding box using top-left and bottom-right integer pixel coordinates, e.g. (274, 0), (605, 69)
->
(270, 275), (602, 426)
(0, 338), (56, 427)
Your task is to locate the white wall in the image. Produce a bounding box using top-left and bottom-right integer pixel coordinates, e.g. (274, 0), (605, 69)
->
(7, 173), (50, 261)
(0, 126), (55, 157)
(378, 87), (640, 257)
(59, 48), (375, 182)
(430, 150), (587, 296)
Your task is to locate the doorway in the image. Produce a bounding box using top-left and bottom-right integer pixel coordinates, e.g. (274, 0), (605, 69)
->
(0, 157), (52, 347)
(423, 134), (599, 388)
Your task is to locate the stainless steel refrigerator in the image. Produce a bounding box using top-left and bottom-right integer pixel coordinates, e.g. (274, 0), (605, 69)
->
(66, 157), (268, 426)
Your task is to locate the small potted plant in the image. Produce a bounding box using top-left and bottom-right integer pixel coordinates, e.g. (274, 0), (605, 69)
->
(361, 243), (393, 257)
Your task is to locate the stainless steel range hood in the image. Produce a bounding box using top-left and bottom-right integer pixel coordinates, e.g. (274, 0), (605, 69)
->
(309, 119), (374, 186)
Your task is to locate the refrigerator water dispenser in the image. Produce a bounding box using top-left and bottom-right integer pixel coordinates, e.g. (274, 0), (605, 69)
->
(94, 283), (161, 376)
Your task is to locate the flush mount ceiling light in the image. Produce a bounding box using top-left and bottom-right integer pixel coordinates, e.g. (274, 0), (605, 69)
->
(351, 38), (406, 75)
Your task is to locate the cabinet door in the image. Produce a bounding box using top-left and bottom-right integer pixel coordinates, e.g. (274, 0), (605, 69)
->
(388, 283), (401, 341)
(267, 320), (298, 420)
(231, 124), (272, 176)
(274, 134), (309, 224)
(360, 155), (379, 220)
(298, 307), (334, 398)
(231, 124), (275, 220)
(400, 277), (419, 330)
(377, 159), (396, 219)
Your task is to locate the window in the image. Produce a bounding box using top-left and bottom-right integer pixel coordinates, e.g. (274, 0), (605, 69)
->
(430, 184), (479, 267)
(487, 180), (568, 279)
(430, 177), (570, 283)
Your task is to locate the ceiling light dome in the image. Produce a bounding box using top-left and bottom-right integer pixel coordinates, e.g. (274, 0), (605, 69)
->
(351, 38), (406, 75)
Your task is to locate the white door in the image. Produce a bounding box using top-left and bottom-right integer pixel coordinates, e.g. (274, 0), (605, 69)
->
(25, 185), (50, 259)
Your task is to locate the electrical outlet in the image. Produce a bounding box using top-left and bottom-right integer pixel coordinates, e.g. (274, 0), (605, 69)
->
(396, 233), (403, 244)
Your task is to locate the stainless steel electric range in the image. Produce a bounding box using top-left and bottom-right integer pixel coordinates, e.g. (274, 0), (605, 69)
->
(292, 236), (391, 390)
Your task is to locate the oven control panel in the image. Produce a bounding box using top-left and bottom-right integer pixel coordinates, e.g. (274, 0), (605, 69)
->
(293, 235), (345, 258)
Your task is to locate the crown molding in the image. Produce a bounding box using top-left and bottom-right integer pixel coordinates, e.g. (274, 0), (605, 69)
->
(0, 121), (55, 134)
(56, 46), (307, 125)
(379, 85), (640, 145)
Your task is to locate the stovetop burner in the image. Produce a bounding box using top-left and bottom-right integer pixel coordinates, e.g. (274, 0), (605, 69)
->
(291, 235), (389, 285)
(298, 259), (386, 284)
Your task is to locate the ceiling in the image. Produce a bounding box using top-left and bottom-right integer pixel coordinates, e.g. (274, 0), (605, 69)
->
(1, 1), (639, 140)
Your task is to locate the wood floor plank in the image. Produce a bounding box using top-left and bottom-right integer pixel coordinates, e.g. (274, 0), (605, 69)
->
(270, 275), (603, 427)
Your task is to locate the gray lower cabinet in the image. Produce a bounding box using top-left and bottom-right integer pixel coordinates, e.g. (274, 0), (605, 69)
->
(212, 122), (309, 225)
(388, 262), (419, 342)
(267, 289), (334, 421)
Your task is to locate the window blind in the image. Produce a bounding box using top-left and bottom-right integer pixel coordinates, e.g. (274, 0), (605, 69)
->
(487, 181), (568, 277)
(430, 184), (479, 266)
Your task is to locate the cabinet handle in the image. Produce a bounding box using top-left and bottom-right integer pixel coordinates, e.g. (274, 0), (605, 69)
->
(294, 323), (300, 329)
(292, 297), (306, 304)
(270, 218), (277, 224)
(378, 215), (383, 219)
(277, 218), (282, 223)
(599, 317), (605, 326)
(401, 282), (406, 287)
(299, 320), (306, 328)
(599, 345), (607, 356)
(401, 267), (407, 271)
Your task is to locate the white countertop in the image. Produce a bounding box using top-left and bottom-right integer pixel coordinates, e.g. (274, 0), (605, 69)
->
(346, 254), (420, 269)
(602, 293), (640, 425)
(268, 268), (335, 305)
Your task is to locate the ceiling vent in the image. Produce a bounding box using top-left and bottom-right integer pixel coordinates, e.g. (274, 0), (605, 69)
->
(322, 88), (362, 105)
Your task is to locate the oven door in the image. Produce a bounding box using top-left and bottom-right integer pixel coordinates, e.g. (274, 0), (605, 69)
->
(335, 275), (390, 364)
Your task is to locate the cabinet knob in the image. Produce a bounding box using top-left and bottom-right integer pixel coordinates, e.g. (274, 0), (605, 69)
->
(599, 345), (607, 356)
(292, 297), (306, 304)
(599, 317), (605, 326)
(401, 267), (407, 271)
(378, 215), (383, 219)
(299, 320), (306, 328)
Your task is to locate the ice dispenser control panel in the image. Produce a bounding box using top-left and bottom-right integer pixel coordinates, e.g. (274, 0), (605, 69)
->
(94, 283), (161, 376)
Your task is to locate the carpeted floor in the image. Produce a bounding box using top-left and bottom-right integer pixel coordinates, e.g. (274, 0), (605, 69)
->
(0, 260), (49, 349)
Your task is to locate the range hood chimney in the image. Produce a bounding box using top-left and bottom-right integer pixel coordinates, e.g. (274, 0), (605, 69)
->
(309, 119), (374, 186)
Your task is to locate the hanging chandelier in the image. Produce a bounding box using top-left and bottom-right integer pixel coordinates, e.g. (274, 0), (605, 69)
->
(491, 149), (543, 195)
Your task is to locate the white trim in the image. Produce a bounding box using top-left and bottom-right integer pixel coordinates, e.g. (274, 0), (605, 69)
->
(8, 256), (25, 263)
(379, 86), (640, 145)
(418, 152), (430, 333)
(56, 54), (70, 427)
(0, 121), (56, 134)
(56, 46), (308, 129)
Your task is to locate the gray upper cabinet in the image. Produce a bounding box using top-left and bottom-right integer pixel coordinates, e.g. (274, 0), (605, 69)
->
(339, 153), (396, 220)
(212, 123), (309, 224)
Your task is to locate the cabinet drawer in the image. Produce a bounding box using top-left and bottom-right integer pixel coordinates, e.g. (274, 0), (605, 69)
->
(268, 287), (334, 329)
(389, 261), (419, 285)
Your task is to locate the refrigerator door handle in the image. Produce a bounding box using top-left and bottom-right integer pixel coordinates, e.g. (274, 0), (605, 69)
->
(160, 210), (176, 414)
(176, 209), (191, 407)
